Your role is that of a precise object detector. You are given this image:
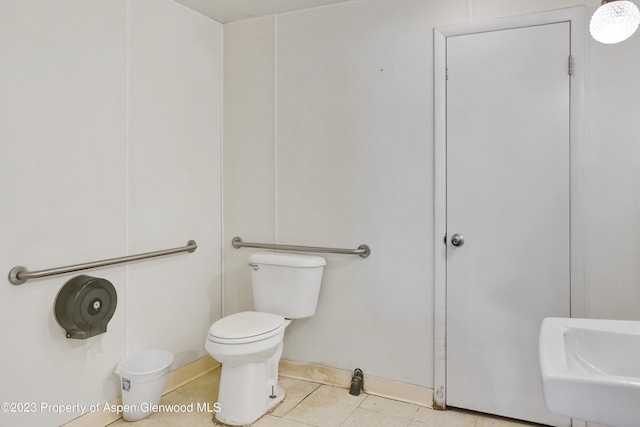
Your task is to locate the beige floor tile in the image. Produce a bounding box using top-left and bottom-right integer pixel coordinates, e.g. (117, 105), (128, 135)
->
(144, 389), (215, 426)
(359, 395), (420, 420)
(253, 414), (314, 426)
(412, 407), (477, 427)
(475, 413), (543, 427)
(173, 369), (220, 403)
(307, 384), (366, 406)
(107, 366), (552, 427)
(107, 417), (174, 427)
(271, 377), (322, 417)
(283, 393), (357, 427)
(341, 408), (411, 427)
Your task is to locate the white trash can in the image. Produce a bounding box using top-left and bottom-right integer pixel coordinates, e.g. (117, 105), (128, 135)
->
(114, 349), (174, 421)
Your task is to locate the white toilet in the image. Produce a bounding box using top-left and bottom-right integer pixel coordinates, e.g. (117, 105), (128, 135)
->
(205, 252), (326, 426)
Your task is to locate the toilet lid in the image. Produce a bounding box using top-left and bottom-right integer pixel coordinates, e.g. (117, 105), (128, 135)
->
(208, 311), (285, 342)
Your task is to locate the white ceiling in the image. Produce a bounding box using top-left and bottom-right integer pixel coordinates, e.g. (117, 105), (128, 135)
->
(174, 0), (356, 23)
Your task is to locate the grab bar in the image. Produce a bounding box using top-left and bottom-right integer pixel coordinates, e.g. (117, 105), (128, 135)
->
(231, 237), (370, 258)
(8, 240), (197, 285)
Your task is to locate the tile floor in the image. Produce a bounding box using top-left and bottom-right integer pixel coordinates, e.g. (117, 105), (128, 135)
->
(107, 367), (544, 427)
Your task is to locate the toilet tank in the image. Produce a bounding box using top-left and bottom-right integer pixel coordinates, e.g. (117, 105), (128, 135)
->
(249, 252), (326, 319)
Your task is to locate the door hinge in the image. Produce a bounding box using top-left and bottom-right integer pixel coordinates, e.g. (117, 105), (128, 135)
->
(446, 68), (449, 81)
(568, 55), (573, 76)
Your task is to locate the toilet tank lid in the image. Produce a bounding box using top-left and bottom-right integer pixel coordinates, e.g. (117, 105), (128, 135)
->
(249, 252), (326, 267)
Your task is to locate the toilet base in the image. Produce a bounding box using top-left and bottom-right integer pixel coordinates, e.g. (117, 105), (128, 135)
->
(214, 342), (285, 426)
(216, 384), (285, 426)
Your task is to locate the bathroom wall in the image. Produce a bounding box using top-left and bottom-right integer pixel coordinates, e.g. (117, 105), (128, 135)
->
(0, 1), (222, 426)
(224, 0), (640, 391)
(224, 0), (467, 388)
(223, 17), (276, 315)
(126, 0), (223, 363)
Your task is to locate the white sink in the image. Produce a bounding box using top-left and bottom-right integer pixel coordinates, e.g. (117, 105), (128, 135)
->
(539, 317), (640, 427)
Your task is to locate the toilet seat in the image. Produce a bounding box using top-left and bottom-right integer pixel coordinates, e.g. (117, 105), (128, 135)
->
(208, 311), (285, 345)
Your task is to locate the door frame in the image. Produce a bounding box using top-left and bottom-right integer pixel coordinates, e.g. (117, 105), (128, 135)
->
(433, 6), (586, 414)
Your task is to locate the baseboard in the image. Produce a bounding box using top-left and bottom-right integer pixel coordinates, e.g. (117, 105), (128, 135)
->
(63, 356), (220, 427)
(278, 359), (434, 408)
(163, 356), (220, 392)
(65, 357), (432, 426)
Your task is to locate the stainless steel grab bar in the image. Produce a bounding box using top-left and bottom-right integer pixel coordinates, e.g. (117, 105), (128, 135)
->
(231, 237), (370, 258)
(8, 240), (197, 285)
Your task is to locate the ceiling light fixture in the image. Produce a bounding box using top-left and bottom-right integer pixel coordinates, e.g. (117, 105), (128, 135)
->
(590, 0), (640, 44)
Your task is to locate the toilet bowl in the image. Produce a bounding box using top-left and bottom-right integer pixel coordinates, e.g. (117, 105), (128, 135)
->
(205, 252), (326, 426)
(206, 311), (291, 425)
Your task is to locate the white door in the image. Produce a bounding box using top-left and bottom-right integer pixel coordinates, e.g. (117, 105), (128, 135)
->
(446, 23), (571, 426)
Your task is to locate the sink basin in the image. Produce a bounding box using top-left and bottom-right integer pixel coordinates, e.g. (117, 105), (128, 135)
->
(539, 317), (640, 427)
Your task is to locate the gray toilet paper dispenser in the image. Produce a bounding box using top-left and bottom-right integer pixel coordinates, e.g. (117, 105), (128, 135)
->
(54, 275), (117, 339)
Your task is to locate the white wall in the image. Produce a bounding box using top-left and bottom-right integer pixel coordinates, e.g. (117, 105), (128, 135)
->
(127, 0), (223, 364)
(0, 1), (222, 426)
(224, 0), (640, 390)
(223, 17), (276, 315)
(224, 0), (467, 388)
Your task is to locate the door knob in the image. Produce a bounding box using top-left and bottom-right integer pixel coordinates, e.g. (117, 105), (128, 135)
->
(451, 233), (465, 247)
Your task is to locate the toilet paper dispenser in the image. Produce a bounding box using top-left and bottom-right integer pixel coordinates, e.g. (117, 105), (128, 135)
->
(54, 275), (117, 339)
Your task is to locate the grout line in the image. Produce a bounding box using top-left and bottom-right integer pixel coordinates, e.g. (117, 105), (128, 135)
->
(338, 405), (359, 427)
(272, 381), (321, 419)
(171, 371), (529, 427)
